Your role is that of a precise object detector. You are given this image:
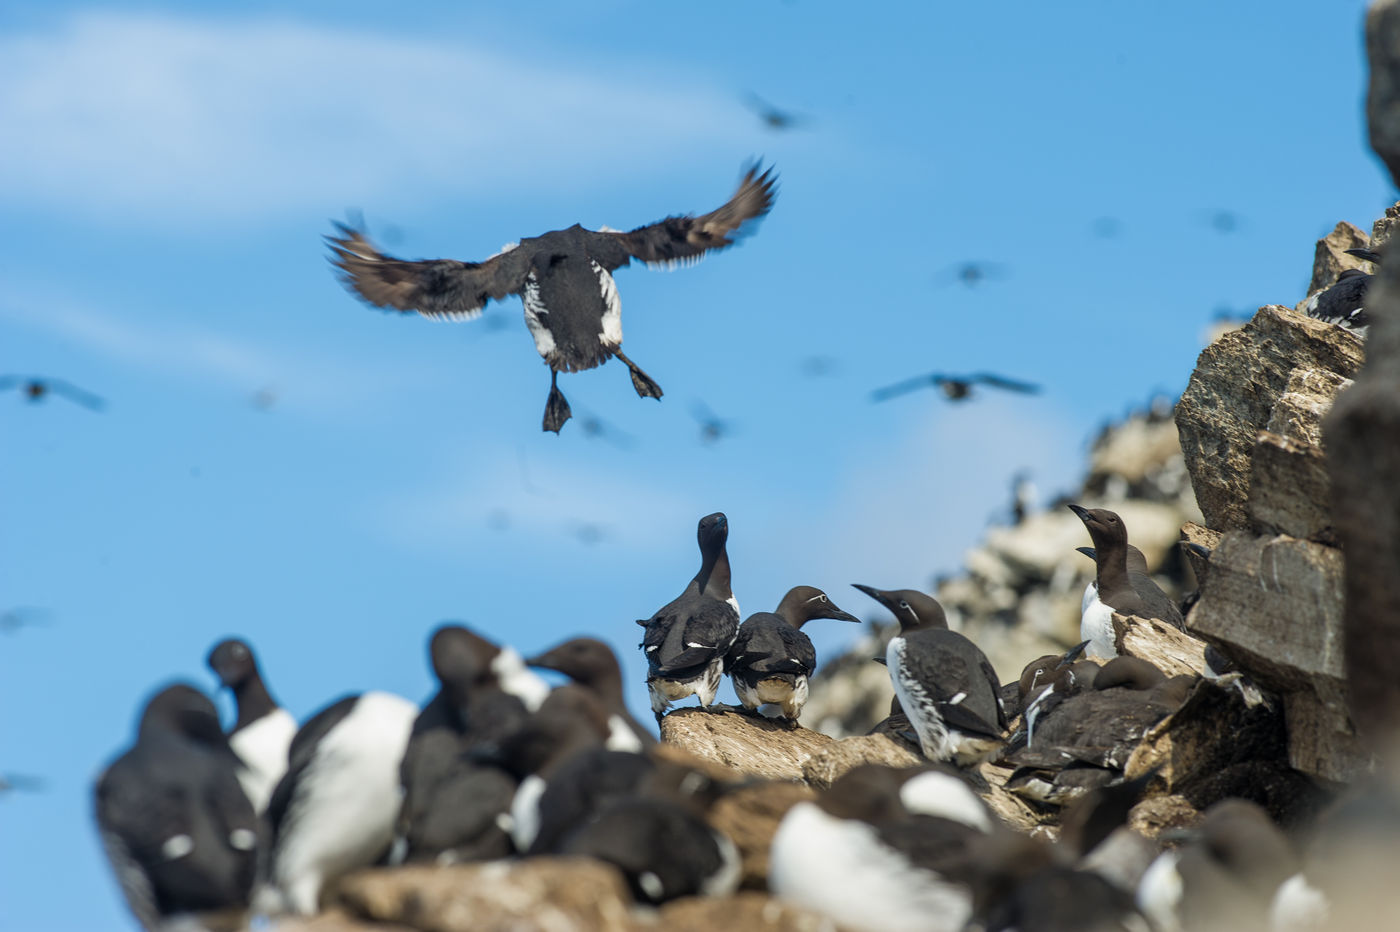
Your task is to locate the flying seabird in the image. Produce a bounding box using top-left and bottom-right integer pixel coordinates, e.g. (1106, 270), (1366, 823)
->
(0, 375), (105, 411)
(1302, 247), (1377, 337)
(726, 585), (860, 723)
(326, 164), (777, 432)
(95, 684), (258, 932)
(206, 638), (297, 816)
(638, 513), (741, 723)
(872, 372), (1041, 403)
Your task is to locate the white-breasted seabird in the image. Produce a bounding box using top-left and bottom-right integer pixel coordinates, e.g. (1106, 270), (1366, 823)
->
(526, 636), (654, 751)
(95, 684), (259, 932)
(207, 637), (296, 816)
(326, 164), (777, 432)
(854, 584), (1006, 766)
(1069, 504), (1184, 660)
(638, 512), (741, 723)
(260, 690), (417, 915)
(1302, 247), (1377, 337)
(726, 585), (859, 723)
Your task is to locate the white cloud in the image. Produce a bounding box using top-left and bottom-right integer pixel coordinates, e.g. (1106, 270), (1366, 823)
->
(0, 12), (750, 223)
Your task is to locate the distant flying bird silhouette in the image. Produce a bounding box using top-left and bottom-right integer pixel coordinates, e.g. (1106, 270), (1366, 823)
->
(744, 93), (811, 131)
(691, 401), (735, 445)
(0, 376), (104, 411)
(798, 355), (840, 378)
(576, 410), (635, 449)
(327, 163), (777, 433)
(938, 261), (1009, 288)
(0, 607), (50, 634)
(871, 372), (1041, 403)
(0, 772), (45, 794)
(1196, 208), (1240, 234)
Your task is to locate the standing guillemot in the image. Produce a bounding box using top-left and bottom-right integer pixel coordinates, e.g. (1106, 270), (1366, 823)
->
(1069, 505), (1183, 660)
(326, 164), (777, 432)
(853, 584), (1005, 765)
(1073, 544), (1183, 631)
(638, 512), (741, 723)
(95, 684), (259, 932)
(526, 636), (654, 751)
(770, 764), (990, 932)
(726, 585), (859, 723)
(260, 690), (417, 915)
(1302, 247), (1377, 337)
(206, 637), (296, 815)
(394, 626), (532, 865)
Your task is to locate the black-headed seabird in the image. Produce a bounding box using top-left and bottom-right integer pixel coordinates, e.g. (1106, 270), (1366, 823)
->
(726, 585), (859, 723)
(1069, 504), (1183, 659)
(327, 164), (777, 432)
(207, 637), (297, 815)
(770, 763), (989, 932)
(526, 636), (654, 751)
(638, 512), (741, 723)
(260, 690), (417, 915)
(1302, 247), (1377, 337)
(95, 684), (259, 932)
(854, 584), (1006, 766)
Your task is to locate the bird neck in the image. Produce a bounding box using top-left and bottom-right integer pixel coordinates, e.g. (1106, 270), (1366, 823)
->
(696, 546), (732, 601)
(231, 673), (278, 731)
(1096, 541), (1133, 597)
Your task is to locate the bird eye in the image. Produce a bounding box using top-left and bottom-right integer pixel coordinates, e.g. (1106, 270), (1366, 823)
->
(819, 595), (828, 603)
(898, 600), (911, 611)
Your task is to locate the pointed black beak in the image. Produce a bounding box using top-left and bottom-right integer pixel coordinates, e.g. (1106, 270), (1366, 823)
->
(819, 605), (861, 623)
(1075, 546), (1096, 561)
(873, 656), (887, 665)
(1067, 503), (1091, 522)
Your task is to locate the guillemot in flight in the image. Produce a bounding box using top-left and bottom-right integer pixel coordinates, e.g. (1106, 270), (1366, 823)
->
(260, 690), (417, 915)
(326, 164), (777, 432)
(526, 636), (654, 751)
(854, 584), (1006, 765)
(871, 371), (1041, 403)
(206, 637), (296, 815)
(95, 684), (259, 932)
(1069, 505), (1183, 660)
(1302, 247), (1377, 337)
(726, 585), (859, 723)
(638, 512), (740, 723)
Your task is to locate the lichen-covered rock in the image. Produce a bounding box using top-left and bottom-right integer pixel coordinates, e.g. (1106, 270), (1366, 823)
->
(650, 892), (836, 932)
(335, 859), (634, 932)
(660, 708), (833, 782)
(707, 781), (814, 889)
(1175, 305), (1365, 532)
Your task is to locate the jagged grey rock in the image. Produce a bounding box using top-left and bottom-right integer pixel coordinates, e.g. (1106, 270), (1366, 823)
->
(1303, 221), (1372, 298)
(1175, 305), (1364, 532)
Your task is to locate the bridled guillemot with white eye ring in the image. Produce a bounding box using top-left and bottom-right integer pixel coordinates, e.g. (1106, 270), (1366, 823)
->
(327, 164), (777, 432)
(207, 637), (296, 816)
(726, 585), (859, 723)
(638, 513), (741, 724)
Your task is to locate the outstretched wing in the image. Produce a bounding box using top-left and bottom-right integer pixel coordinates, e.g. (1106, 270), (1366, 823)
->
(871, 373), (943, 402)
(326, 223), (532, 320)
(599, 163), (777, 270)
(968, 373), (1040, 394)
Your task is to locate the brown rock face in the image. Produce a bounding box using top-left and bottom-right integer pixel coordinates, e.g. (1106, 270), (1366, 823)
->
(659, 708), (834, 782)
(1111, 613), (1209, 677)
(335, 859), (634, 932)
(799, 734), (921, 790)
(1175, 305), (1364, 533)
(655, 892), (836, 932)
(1304, 221), (1372, 297)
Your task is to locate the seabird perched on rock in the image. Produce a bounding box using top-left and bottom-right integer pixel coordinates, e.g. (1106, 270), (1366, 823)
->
(871, 371), (1040, 403)
(1069, 504), (1183, 659)
(527, 636), (654, 751)
(770, 763), (989, 932)
(206, 638), (296, 815)
(854, 584), (1005, 765)
(326, 164), (777, 432)
(95, 684), (259, 932)
(726, 585), (859, 723)
(1302, 247), (1377, 337)
(638, 512), (741, 723)
(260, 690), (417, 915)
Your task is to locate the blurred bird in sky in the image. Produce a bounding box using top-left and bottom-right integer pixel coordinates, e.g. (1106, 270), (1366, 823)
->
(690, 400), (735, 445)
(0, 772), (46, 794)
(0, 607), (50, 634)
(326, 163), (777, 433)
(744, 93), (811, 131)
(938, 261), (1010, 288)
(0, 375), (105, 411)
(871, 372), (1041, 403)
(798, 354), (840, 378)
(1197, 208), (1241, 234)
(576, 410), (635, 449)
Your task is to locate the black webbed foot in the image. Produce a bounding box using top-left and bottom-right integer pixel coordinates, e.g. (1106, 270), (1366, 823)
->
(614, 350), (663, 400)
(543, 374), (572, 433)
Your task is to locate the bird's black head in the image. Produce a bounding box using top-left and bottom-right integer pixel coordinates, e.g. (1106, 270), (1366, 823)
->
(206, 638), (257, 690)
(1067, 504), (1129, 552)
(851, 584), (948, 633)
(776, 586), (860, 627)
(697, 512), (729, 550)
(526, 637), (619, 683)
(138, 683), (226, 747)
(429, 624), (500, 695)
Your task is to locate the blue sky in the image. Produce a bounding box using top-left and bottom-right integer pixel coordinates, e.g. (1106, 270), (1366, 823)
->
(0, 2), (1391, 928)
